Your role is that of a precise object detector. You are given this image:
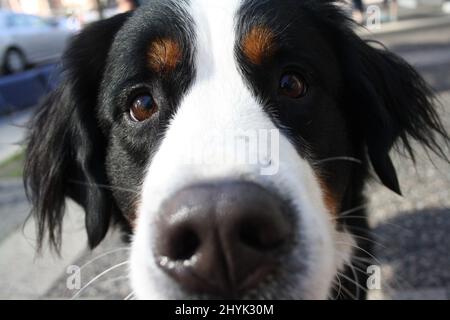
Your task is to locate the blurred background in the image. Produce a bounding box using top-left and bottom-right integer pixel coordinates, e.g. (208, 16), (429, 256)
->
(0, 0), (449, 300)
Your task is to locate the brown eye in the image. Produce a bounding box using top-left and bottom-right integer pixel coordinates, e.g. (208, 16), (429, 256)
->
(130, 94), (158, 122)
(279, 73), (307, 99)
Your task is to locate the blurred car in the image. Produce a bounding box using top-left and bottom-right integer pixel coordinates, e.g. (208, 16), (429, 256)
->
(0, 10), (73, 74)
(364, 0), (447, 11)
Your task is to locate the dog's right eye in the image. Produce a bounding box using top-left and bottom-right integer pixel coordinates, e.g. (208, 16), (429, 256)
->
(129, 94), (158, 122)
(130, 94), (158, 122)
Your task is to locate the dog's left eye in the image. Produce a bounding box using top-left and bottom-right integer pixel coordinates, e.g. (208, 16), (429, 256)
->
(279, 73), (307, 99)
(129, 94), (158, 122)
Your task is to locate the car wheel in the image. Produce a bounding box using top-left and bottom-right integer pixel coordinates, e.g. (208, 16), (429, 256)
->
(2, 49), (27, 74)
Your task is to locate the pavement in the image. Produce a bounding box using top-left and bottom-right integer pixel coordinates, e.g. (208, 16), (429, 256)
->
(0, 14), (449, 300)
(363, 21), (450, 299)
(0, 109), (32, 163)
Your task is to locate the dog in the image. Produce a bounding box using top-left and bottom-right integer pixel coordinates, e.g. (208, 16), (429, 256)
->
(24, 0), (449, 300)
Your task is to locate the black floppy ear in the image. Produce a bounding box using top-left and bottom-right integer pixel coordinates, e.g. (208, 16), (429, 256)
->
(24, 13), (131, 251)
(340, 34), (449, 194)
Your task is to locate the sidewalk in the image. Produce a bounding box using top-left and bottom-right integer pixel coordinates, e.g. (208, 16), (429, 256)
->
(0, 199), (88, 299)
(0, 109), (89, 299)
(0, 109), (32, 163)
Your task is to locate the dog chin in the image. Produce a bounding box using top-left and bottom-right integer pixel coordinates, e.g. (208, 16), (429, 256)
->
(129, 227), (345, 300)
(129, 263), (334, 300)
(129, 268), (335, 300)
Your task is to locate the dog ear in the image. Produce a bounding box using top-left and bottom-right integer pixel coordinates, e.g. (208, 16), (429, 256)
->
(24, 13), (131, 251)
(339, 33), (449, 195)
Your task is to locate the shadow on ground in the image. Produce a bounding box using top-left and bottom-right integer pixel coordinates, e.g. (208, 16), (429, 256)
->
(373, 207), (450, 299)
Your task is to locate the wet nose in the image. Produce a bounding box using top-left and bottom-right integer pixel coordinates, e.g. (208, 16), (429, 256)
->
(154, 181), (294, 297)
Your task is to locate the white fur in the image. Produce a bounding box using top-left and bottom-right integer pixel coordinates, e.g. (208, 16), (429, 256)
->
(130, 0), (353, 300)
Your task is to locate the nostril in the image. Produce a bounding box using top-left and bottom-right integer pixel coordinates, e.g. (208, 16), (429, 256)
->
(238, 218), (287, 252)
(168, 228), (201, 261)
(155, 181), (296, 296)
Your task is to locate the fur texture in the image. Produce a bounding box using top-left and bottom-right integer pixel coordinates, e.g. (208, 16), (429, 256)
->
(24, 0), (449, 300)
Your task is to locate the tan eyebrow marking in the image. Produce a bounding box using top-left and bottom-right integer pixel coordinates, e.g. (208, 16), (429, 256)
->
(147, 38), (182, 73)
(241, 26), (275, 65)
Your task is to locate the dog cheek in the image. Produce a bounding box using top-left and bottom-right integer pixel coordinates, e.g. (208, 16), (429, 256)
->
(334, 230), (356, 272)
(316, 176), (340, 217)
(127, 200), (140, 230)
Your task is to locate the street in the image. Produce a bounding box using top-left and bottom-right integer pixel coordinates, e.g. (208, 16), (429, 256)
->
(0, 16), (449, 300)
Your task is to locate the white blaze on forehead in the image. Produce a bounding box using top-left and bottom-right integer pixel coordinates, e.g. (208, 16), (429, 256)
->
(185, 0), (272, 133)
(145, 0), (279, 192)
(130, 0), (351, 300)
(190, 0), (241, 80)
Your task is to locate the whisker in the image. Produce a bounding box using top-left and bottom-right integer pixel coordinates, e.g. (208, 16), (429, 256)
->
(343, 225), (387, 242)
(314, 156), (363, 165)
(342, 217), (412, 233)
(77, 247), (131, 273)
(336, 241), (384, 266)
(313, 156), (395, 188)
(347, 261), (361, 299)
(336, 250), (377, 300)
(350, 255), (376, 265)
(337, 270), (368, 294)
(331, 275), (343, 300)
(336, 253), (372, 275)
(351, 258), (415, 293)
(335, 204), (369, 217)
(124, 292), (135, 300)
(345, 234), (387, 249)
(344, 257), (410, 299)
(100, 275), (130, 285)
(337, 215), (373, 220)
(71, 261), (130, 300)
(335, 281), (358, 300)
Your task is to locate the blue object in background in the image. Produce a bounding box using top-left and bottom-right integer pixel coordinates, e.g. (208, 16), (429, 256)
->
(0, 94), (7, 110)
(37, 64), (61, 92)
(0, 64), (60, 115)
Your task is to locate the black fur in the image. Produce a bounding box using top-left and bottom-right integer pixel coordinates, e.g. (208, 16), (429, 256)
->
(24, 13), (132, 250)
(24, 0), (449, 299)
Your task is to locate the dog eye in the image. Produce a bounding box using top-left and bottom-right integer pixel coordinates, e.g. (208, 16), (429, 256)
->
(279, 73), (307, 99)
(129, 94), (158, 122)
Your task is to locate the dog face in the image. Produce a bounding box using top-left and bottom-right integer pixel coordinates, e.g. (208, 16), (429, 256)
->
(25, 0), (448, 300)
(109, 0), (353, 299)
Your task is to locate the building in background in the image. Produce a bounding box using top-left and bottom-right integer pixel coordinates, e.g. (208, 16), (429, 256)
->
(0, 0), (53, 16)
(116, 0), (138, 13)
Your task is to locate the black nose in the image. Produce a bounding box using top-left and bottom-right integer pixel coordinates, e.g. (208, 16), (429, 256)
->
(154, 181), (293, 297)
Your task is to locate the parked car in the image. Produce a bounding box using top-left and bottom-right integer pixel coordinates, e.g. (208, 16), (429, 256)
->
(0, 10), (73, 74)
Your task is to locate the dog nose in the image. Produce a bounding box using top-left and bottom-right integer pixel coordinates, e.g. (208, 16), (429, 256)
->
(154, 181), (293, 297)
